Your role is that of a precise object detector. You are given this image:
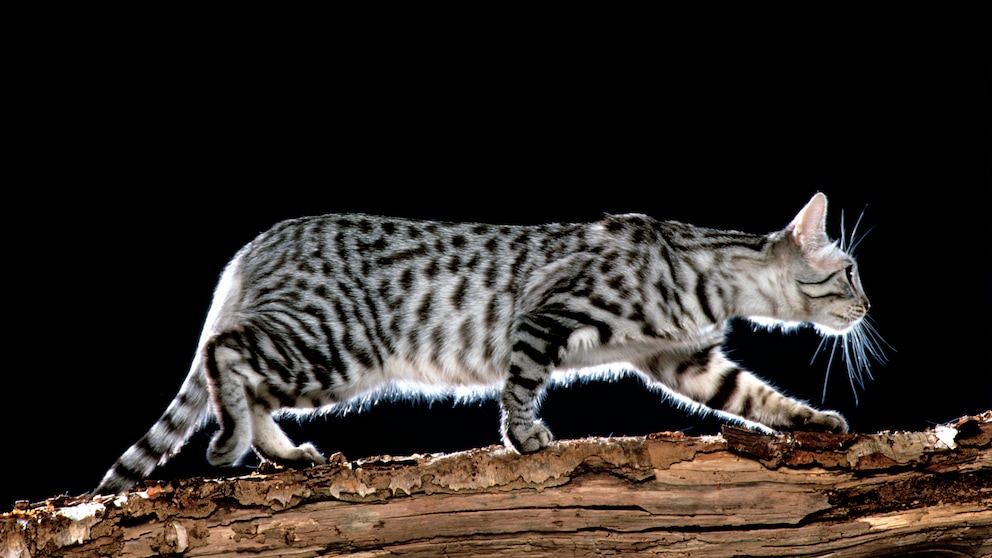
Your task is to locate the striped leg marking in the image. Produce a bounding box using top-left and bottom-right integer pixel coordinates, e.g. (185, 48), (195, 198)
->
(646, 345), (849, 433)
(204, 332), (256, 467)
(499, 314), (569, 453)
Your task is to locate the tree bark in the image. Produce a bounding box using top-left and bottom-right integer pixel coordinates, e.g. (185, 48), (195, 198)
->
(3, 412), (990, 557)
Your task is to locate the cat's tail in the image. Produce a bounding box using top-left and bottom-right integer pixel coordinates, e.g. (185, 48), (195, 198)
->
(91, 359), (213, 496)
(92, 257), (245, 496)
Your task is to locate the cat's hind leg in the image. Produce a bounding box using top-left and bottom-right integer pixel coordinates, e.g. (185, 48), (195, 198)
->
(203, 331), (256, 467)
(249, 406), (326, 466)
(206, 328), (326, 468)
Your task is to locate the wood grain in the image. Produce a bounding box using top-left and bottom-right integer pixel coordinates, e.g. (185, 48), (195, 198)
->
(3, 412), (990, 557)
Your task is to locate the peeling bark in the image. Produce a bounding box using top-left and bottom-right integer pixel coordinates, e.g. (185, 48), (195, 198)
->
(3, 412), (991, 557)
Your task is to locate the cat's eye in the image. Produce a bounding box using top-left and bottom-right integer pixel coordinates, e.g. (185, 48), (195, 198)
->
(845, 264), (861, 292)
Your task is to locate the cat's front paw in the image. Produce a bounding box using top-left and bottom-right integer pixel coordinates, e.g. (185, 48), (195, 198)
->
(791, 408), (849, 433)
(505, 420), (553, 453)
(288, 442), (327, 466)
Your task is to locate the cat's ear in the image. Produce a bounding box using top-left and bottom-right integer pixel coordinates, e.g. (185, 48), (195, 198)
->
(788, 193), (829, 253)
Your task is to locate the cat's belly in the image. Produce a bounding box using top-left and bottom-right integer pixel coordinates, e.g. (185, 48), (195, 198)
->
(330, 354), (506, 402)
(325, 325), (725, 402)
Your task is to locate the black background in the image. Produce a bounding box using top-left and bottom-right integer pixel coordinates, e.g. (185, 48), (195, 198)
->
(4, 26), (989, 508)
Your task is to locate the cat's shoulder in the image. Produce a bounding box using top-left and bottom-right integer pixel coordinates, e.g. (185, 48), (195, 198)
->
(592, 212), (682, 243)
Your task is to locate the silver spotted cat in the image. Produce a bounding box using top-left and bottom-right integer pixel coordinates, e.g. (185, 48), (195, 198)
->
(95, 193), (873, 494)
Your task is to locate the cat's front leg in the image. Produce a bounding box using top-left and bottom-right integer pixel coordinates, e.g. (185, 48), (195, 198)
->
(642, 345), (849, 433)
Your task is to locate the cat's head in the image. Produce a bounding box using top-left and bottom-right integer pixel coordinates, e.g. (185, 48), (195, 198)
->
(749, 192), (886, 401)
(773, 192), (871, 336)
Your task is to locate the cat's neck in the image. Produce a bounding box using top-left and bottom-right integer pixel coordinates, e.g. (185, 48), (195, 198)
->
(712, 233), (798, 323)
(651, 229), (787, 327)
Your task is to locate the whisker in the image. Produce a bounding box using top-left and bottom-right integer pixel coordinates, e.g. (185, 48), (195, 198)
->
(850, 329), (869, 385)
(839, 209), (848, 251)
(849, 205), (867, 245)
(842, 348), (860, 406)
(814, 336), (832, 403)
(828, 336), (842, 401)
(841, 205), (873, 256)
(813, 318), (892, 406)
(813, 334), (844, 404)
(848, 224), (876, 256)
(863, 315), (896, 356)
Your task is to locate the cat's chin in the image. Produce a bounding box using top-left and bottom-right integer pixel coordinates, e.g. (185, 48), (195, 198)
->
(811, 322), (855, 337)
(745, 316), (805, 333)
(746, 316), (856, 338)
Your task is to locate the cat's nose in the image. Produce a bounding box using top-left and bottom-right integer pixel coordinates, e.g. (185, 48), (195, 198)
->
(861, 296), (870, 312)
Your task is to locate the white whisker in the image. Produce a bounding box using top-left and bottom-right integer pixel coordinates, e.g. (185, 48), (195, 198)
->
(813, 319), (892, 406)
(862, 316), (895, 358)
(839, 209), (848, 251)
(850, 206), (867, 245)
(848, 224), (875, 256)
(813, 335), (841, 403)
(844, 205), (873, 256)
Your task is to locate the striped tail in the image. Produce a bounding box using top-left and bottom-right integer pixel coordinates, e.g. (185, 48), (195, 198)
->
(92, 361), (212, 495)
(92, 257), (244, 495)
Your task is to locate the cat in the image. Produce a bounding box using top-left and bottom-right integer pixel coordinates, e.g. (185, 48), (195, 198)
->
(94, 192), (874, 495)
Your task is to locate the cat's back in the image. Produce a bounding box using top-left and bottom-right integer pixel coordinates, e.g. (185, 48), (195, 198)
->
(235, 212), (597, 283)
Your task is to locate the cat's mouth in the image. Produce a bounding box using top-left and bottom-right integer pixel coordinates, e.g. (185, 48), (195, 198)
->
(820, 306), (869, 335)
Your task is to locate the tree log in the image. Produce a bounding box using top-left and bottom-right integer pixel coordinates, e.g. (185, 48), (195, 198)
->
(3, 412), (990, 557)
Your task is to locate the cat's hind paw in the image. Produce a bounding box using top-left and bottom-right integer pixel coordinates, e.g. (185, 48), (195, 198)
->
(261, 442), (328, 469)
